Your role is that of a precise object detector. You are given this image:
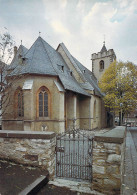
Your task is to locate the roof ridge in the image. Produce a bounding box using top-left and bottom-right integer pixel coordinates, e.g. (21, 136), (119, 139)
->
(39, 37), (57, 74)
(59, 43), (87, 82)
(27, 38), (38, 73)
(71, 55), (90, 82)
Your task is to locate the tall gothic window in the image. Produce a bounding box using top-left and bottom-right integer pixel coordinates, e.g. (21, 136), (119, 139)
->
(17, 90), (24, 117)
(38, 87), (48, 117)
(99, 60), (104, 70)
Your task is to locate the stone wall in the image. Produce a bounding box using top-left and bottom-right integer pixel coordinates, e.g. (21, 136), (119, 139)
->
(0, 130), (56, 178)
(92, 126), (126, 195)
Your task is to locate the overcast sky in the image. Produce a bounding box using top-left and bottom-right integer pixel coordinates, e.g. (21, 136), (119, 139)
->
(0, 0), (137, 70)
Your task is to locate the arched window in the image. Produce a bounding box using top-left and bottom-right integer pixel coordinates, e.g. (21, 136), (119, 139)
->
(18, 91), (24, 117)
(15, 88), (24, 117)
(38, 87), (49, 117)
(99, 60), (104, 70)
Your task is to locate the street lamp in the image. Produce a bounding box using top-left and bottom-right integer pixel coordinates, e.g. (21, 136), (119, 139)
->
(120, 103), (123, 126)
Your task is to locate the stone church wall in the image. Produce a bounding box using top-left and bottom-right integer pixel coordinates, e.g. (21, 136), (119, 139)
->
(2, 75), (65, 133)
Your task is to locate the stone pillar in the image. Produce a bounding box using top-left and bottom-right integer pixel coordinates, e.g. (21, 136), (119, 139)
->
(58, 92), (65, 133)
(92, 126), (126, 195)
(79, 96), (91, 129)
(66, 92), (77, 129)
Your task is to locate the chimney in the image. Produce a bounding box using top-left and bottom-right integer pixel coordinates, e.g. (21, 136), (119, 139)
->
(14, 46), (17, 56)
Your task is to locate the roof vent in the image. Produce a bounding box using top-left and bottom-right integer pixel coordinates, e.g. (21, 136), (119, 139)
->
(57, 64), (64, 72)
(83, 69), (85, 73)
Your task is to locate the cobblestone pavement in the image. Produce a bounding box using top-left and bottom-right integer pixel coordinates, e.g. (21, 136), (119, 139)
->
(122, 127), (137, 195)
(130, 127), (137, 151)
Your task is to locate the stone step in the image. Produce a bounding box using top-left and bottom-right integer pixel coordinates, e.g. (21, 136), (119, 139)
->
(19, 174), (49, 195)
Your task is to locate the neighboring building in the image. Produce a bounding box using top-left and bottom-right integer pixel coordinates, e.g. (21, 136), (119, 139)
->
(124, 110), (137, 127)
(2, 36), (108, 133)
(91, 42), (116, 81)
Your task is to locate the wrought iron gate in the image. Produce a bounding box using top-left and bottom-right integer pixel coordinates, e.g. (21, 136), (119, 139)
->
(55, 129), (93, 181)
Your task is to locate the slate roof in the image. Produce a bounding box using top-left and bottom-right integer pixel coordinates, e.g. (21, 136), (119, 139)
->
(8, 45), (28, 70)
(59, 43), (103, 97)
(72, 56), (103, 96)
(9, 37), (90, 97)
(100, 43), (107, 53)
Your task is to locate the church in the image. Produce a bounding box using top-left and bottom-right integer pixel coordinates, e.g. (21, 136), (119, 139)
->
(2, 36), (116, 133)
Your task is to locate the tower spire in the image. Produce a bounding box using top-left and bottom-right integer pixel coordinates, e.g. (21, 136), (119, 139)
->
(103, 34), (105, 45)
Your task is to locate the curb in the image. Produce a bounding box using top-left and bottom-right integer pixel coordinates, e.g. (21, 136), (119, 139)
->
(19, 174), (49, 195)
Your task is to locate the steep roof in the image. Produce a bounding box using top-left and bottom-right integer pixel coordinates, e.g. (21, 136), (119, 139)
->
(72, 56), (103, 96)
(8, 45), (28, 70)
(58, 43), (103, 96)
(100, 43), (107, 53)
(9, 37), (89, 97)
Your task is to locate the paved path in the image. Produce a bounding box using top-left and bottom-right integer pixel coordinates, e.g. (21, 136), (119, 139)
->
(122, 127), (137, 195)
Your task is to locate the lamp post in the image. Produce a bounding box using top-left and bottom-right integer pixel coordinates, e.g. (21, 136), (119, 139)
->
(120, 103), (123, 126)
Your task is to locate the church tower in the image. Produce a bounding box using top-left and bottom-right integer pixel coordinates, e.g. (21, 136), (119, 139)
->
(91, 42), (116, 81)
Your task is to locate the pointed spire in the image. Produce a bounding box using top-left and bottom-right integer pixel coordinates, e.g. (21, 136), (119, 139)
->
(21, 40), (22, 45)
(39, 31), (41, 37)
(100, 40), (107, 53)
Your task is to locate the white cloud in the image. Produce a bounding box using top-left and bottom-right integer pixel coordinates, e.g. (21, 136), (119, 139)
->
(76, 0), (86, 14)
(59, 0), (67, 8)
(51, 20), (70, 36)
(1, 0), (137, 70)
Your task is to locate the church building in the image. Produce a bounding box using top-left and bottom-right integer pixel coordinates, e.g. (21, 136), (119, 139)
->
(2, 37), (114, 133)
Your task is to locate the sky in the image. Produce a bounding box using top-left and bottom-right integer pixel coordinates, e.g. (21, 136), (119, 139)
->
(0, 0), (137, 70)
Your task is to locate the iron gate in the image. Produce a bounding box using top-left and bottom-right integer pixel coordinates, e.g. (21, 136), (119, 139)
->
(55, 129), (93, 181)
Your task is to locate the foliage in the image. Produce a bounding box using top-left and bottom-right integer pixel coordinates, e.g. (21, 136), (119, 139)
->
(0, 29), (15, 116)
(99, 60), (137, 115)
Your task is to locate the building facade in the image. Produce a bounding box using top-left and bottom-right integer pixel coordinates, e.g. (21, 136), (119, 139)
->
(2, 37), (108, 133)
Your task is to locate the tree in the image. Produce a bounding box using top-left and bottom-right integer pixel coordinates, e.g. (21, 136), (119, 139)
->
(99, 60), (137, 125)
(0, 30), (15, 116)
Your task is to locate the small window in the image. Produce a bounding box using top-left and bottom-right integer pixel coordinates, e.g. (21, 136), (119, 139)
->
(38, 87), (49, 117)
(57, 64), (64, 72)
(61, 66), (64, 72)
(99, 60), (104, 70)
(70, 71), (73, 76)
